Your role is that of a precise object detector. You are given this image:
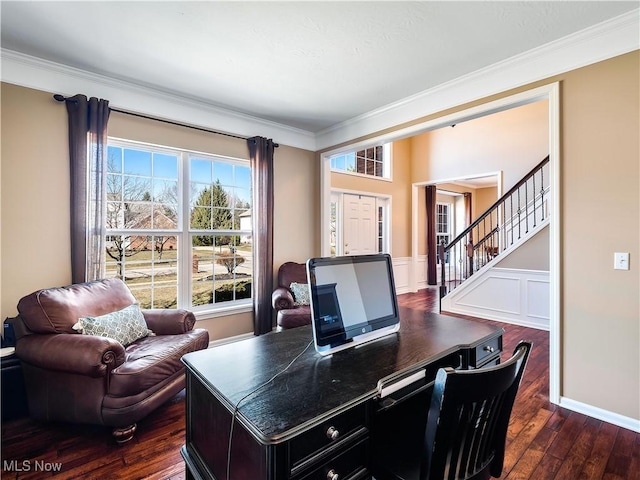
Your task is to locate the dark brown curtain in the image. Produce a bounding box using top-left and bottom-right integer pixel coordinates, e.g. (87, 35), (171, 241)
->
(59, 94), (110, 284)
(248, 136), (275, 335)
(426, 185), (437, 285)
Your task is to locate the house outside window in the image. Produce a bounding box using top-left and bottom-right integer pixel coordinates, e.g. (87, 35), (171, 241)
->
(105, 139), (252, 314)
(330, 143), (391, 179)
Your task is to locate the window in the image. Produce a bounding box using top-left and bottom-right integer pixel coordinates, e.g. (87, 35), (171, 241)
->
(105, 140), (252, 314)
(330, 143), (391, 179)
(329, 199), (338, 256)
(378, 205), (384, 253)
(436, 202), (451, 263)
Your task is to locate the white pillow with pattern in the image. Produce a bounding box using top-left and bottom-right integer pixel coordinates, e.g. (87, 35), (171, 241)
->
(74, 303), (153, 346)
(289, 282), (310, 306)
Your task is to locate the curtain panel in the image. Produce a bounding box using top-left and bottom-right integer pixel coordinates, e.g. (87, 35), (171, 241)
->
(426, 185), (437, 285)
(59, 94), (110, 284)
(247, 136), (275, 335)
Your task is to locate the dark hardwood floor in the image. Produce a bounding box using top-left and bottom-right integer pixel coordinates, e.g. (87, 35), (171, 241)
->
(2, 288), (638, 479)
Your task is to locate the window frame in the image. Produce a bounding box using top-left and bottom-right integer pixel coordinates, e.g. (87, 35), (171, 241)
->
(105, 137), (253, 318)
(436, 202), (452, 263)
(329, 143), (392, 180)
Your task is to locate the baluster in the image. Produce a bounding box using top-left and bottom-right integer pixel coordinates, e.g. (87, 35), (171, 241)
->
(517, 186), (522, 240)
(439, 240), (446, 297)
(510, 194), (514, 245)
(540, 163), (545, 221)
(525, 178), (529, 234)
(489, 209), (493, 263)
(501, 199), (506, 254)
(532, 170), (537, 228)
(456, 242), (460, 284)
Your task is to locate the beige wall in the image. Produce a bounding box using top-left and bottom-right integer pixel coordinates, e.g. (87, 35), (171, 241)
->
(1, 83), (319, 341)
(411, 99), (548, 190)
(411, 101), (546, 258)
(474, 187), (498, 218)
(496, 225), (549, 271)
(560, 52), (639, 420)
(1, 84), (71, 320)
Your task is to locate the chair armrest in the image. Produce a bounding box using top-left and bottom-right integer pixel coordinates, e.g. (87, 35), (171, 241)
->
(16, 334), (125, 377)
(272, 287), (295, 310)
(142, 309), (196, 335)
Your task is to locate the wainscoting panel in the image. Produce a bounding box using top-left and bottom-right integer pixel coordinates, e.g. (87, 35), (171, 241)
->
(527, 278), (551, 321)
(416, 255), (428, 290)
(441, 267), (549, 330)
(392, 257), (411, 294)
(456, 275), (522, 315)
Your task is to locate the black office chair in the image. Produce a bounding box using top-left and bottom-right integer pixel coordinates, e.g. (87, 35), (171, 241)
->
(375, 340), (532, 480)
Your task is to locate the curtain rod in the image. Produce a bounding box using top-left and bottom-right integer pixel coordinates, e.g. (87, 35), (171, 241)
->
(53, 94), (278, 147)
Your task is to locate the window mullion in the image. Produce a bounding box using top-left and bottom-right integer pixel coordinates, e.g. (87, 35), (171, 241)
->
(179, 151), (191, 309)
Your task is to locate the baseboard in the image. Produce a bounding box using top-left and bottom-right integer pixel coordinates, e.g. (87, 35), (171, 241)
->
(441, 308), (550, 331)
(559, 396), (640, 433)
(208, 332), (254, 348)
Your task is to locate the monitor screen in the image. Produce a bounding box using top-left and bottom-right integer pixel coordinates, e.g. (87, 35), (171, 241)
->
(306, 253), (400, 355)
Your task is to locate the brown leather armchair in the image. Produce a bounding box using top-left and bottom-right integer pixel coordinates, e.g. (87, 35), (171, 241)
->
(10, 278), (209, 443)
(271, 262), (312, 329)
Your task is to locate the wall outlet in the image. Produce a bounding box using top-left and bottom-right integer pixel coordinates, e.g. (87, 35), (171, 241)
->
(614, 252), (630, 270)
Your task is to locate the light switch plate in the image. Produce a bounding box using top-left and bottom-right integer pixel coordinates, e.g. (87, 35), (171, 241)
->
(614, 252), (630, 270)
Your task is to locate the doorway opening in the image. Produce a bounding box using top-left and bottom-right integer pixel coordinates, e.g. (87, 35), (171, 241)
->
(321, 83), (560, 405)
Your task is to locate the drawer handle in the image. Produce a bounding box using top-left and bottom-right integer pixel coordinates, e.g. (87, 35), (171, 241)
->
(327, 469), (339, 480)
(483, 346), (495, 353)
(326, 426), (340, 440)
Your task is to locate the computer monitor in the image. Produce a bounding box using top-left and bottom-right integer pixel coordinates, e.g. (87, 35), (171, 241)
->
(306, 253), (400, 355)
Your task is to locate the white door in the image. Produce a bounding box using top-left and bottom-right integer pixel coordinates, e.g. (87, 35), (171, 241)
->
(343, 194), (376, 255)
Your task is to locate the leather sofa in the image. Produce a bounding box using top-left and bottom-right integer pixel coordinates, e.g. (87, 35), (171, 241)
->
(271, 262), (312, 329)
(10, 278), (209, 443)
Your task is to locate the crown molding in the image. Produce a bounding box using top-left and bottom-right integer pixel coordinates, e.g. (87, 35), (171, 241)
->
(315, 8), (640, 150)
(2, 8), (638, 152)
(0, 49), (317, 151)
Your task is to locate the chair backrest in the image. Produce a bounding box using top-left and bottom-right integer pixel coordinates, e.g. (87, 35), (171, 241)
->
(277, 262), (308, 288)
(16, 278), (136, 334)
(421, 341), (532, 480)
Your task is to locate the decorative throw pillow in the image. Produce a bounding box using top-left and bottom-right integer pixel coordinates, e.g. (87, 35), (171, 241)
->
(290, 282), (310, 306)
(74, 303), (153, 346)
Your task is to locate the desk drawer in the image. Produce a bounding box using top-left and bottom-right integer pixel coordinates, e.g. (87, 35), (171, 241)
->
(470, 335), (502, 368)
(290, 403), (368, 468)
(295, 438), (369, 480)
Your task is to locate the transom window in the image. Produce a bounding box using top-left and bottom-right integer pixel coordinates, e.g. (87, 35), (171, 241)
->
(105, 139), (252, 314)
(330, 143), (391, 179)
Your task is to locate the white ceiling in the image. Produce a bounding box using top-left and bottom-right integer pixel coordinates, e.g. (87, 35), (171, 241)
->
(1, 1), (639, 145)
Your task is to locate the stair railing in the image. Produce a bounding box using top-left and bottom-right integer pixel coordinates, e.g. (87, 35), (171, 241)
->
(439, 156), (550, 298)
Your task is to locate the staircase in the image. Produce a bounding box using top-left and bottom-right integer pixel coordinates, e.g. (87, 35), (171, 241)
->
(438, 156), (550, 304)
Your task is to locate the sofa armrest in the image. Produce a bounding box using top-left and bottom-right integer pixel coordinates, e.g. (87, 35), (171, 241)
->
(272, 287), (295, 310)
(142, 309), (196, 335)
(16, 334), (125, 377)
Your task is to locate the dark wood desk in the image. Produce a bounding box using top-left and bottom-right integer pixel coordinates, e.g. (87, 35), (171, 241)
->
(181, 311), (503, 480)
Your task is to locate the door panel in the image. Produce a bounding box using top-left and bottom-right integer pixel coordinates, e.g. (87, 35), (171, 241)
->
(343, 194), (376, 255)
